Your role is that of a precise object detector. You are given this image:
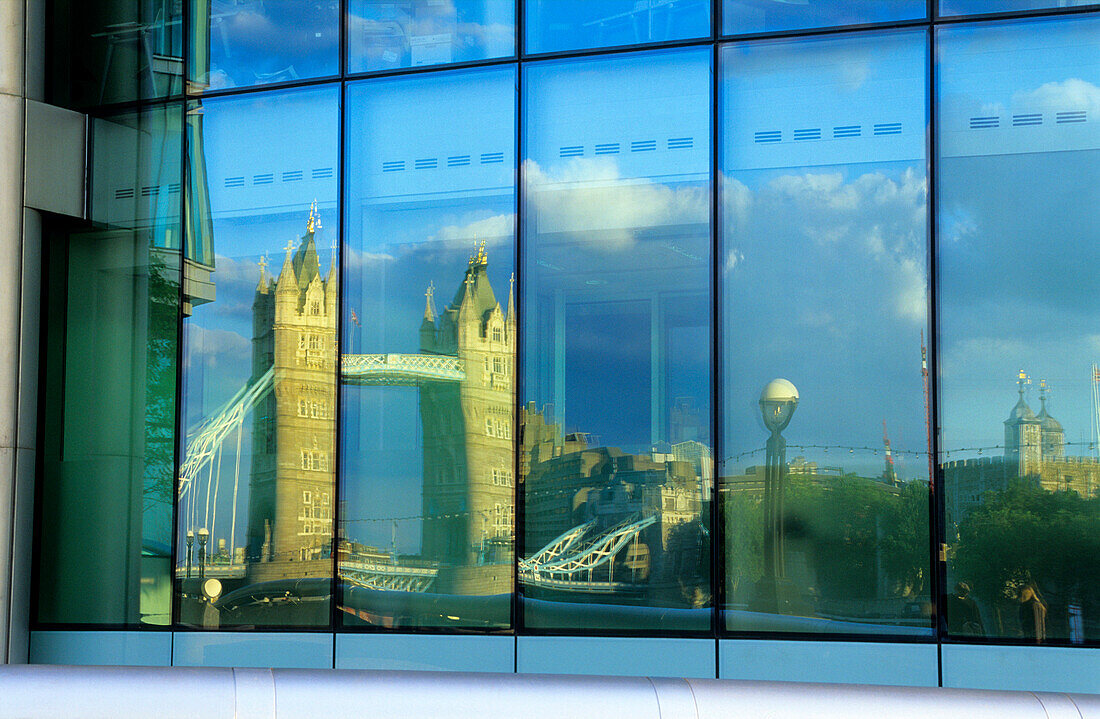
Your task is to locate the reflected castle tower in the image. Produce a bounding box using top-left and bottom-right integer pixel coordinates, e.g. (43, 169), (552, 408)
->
(248, 206), (337, 581)
(418, 243), (515, 594)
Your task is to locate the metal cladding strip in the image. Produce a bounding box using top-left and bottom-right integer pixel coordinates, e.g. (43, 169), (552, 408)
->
(234, 668), (277, 719)
(650, 677), (700, 719)
(270, 670), (664, 719)
(0, 665), (237, 719)
(1, 666), (1100, 719)
(684, 678), (1100, 719)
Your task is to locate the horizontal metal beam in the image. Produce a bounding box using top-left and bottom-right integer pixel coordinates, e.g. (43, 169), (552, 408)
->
(0, 665), (1097, 719)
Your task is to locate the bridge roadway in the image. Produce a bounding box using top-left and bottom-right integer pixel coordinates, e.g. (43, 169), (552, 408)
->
(341, 353), (465, 386)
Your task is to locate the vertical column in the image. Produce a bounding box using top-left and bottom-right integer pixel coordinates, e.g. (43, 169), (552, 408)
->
(0, 0), (27, 665)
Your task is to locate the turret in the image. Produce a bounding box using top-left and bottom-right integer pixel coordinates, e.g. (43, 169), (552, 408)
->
(274, 239), (299, 320)
(1036, 379), (1065, 461)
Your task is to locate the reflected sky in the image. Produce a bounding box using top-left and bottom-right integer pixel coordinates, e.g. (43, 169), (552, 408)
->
(722, 31), (928, 480)
(348, 0), (514, 73)
(198, 0), (339, 90)
(341, 67), (515, 553)
(937, 17), (1100, 455)
(180, 86), (339, 554)
(523, 49), (711, 451)
(724, 0), (925, 35)
(941, 0), (1098, 16)
(526, 0), (709, 54)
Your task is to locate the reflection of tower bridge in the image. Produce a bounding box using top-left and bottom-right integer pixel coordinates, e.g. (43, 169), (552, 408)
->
(178, 221), (517, 596)
(519, 515), (658, 593)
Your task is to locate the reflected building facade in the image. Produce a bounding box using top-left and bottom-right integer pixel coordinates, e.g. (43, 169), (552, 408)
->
(417, 245), (515, 596)
(247, 211), (337, 580)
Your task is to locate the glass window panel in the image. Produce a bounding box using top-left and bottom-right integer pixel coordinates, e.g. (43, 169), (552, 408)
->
(940, 1), (1098, 17)
(177, 86), (339, 628)
(720, 31), (933, 636)
(48, 0), (183, 109)
(340, 66), (516, 630)
(36, 103), (183, 626)
(938, 16), (1100, 645)
(525, 0), (709, 55)
(522, 49), (712, 633)
(724, 1), (925, 35)
(348, 0), (515, 74)
(189, 1), (339, 92)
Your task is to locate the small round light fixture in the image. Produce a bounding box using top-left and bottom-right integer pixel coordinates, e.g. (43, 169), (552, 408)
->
(202, 578), (223, 601)
(760, 378), (799, 434)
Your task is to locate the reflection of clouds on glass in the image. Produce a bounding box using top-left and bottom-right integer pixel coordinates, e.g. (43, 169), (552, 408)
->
(183, 325), (251, 372)
(1014, 78), (1100, 116)
(347, 0), (514, 72)
(726, 167), (927, 326)
(434, 213), (514, 248)
(525, 158), (709, 252)
(205, 1), (339, 87)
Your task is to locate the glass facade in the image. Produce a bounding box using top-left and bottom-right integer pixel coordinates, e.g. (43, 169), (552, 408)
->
(32, 0), (1100, 657)
(724, 1), (925, 35)
(341, 66), (516, 629)
(720, 29), (931, 635)
(938, 15), (1100, 644)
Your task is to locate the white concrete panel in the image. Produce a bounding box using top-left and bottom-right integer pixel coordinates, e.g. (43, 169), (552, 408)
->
(719, 639), (939, 687)
(23, 99), (85, 218)
(29, 630), (172, 666)
(336, 634), (514, 673)
(517, 636), (715, 678)
(942, 644), (1100, 695)
(0, 93), (24, 451)
(172, 632), (333, 668)
(0, 0), (24, 96)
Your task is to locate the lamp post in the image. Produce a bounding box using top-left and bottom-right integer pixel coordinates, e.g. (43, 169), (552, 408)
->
(758, 378), (798, 612)
(197, 528), (209, 580)
(185, 530), (194, 579)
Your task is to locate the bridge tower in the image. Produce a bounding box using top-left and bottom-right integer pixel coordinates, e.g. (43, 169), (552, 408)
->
(419, 243), (515, 595)
(247, 205), (337, 582)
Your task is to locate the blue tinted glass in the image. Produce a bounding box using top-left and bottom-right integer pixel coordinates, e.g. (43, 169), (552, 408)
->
(938, 16), (1100, 644)
(941, 1), (1097, 16)
(177, 85), (340, 628)
(522, 49), (712, 633)
(721, 30), (933, 635)
(348, 1), (515, 73)
(725, 0), (925, 34)
(341, 67), (516, 630)
(190, 1), (339, 91)
(526, 0), (710, 55)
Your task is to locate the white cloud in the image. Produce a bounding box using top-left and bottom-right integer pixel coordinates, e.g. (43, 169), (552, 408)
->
(524, 158), (709, 252)
(1014, 78), (1100, 117)
(725, 167), (928, 327)
(184, 325), (251, 370)
(434, 213), (515, 249)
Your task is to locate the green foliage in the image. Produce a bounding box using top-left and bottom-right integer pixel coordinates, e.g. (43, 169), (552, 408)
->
(953, 480), (1100, 638)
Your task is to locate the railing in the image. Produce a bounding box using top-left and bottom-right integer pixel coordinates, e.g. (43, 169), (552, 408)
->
(1, 665), (1096, 719)
(341, 353), (465, 385)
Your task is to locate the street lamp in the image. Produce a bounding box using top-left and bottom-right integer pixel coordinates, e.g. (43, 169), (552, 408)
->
(757, 378), (798, 613)
(185, 530), (194, 579)
(197, 528), (209, 580)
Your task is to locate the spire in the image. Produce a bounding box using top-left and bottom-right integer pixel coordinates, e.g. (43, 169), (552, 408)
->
(307, 199), (321, 235)
(1018, 369), (1030, 399)
(256, 254), (269, 292)
(424, 281), (436, 321)
(506, 271), (515, 324)
(276, 237), (298, 294)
